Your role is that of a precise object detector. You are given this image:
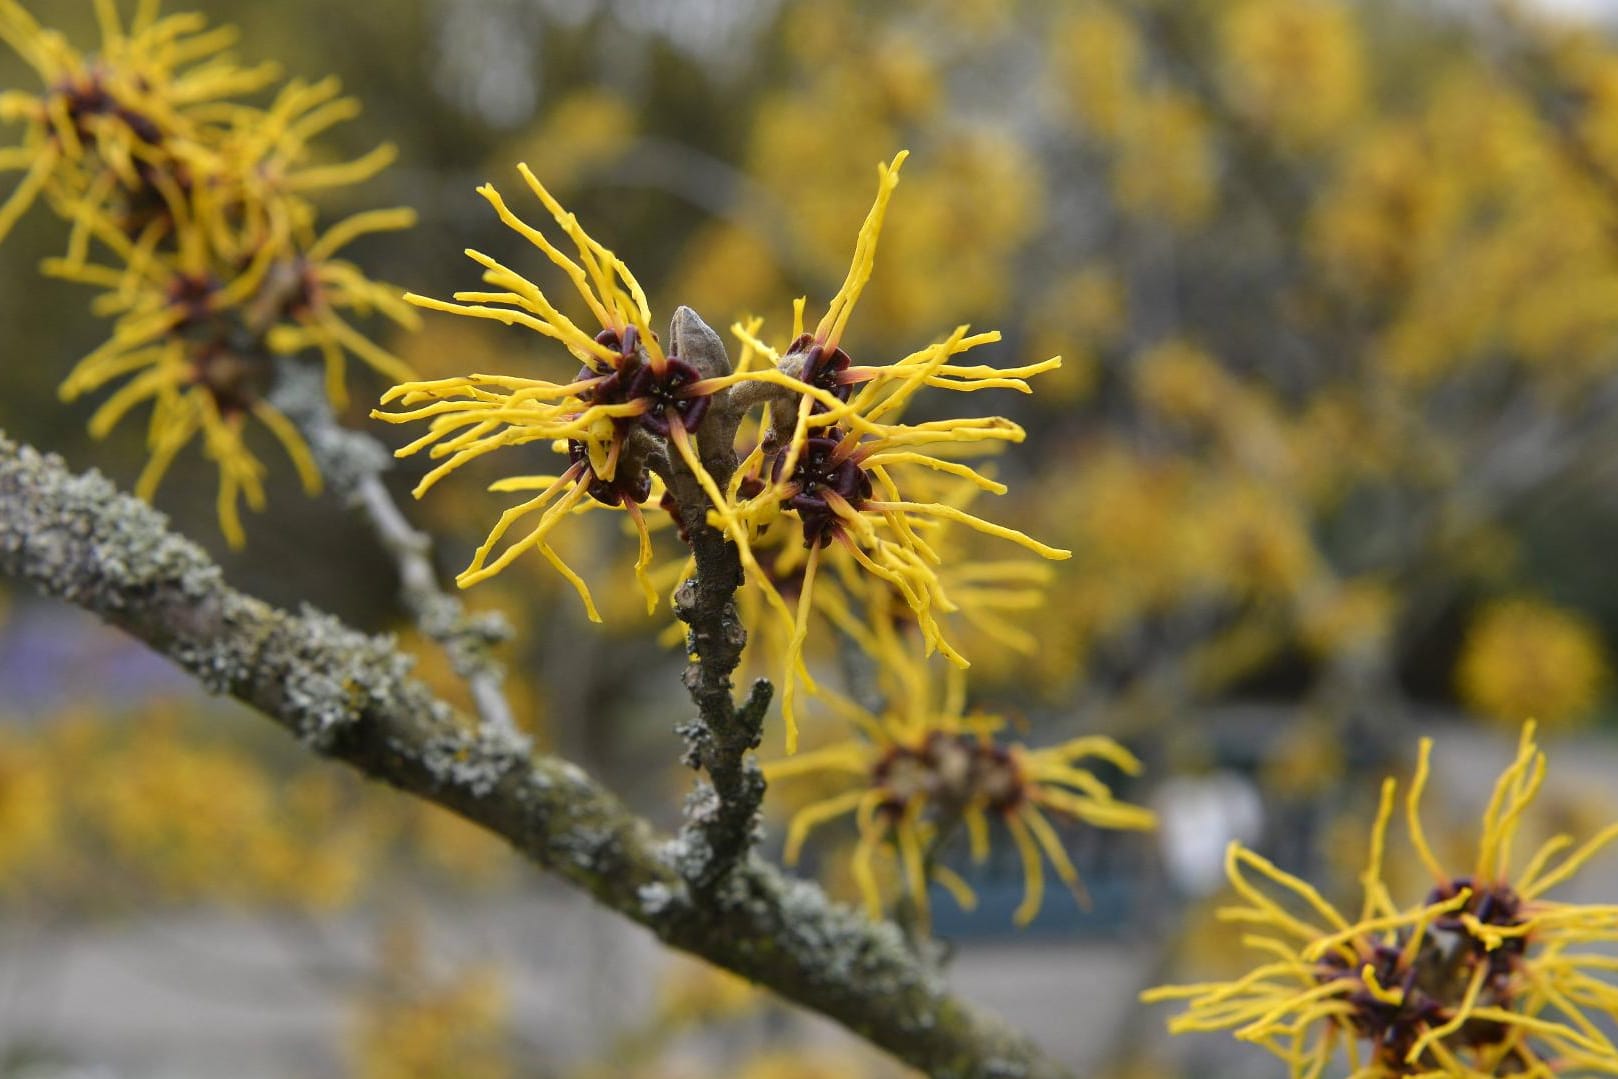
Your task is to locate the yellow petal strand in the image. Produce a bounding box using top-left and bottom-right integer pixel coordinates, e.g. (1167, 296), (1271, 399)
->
(783, 789), (867, 865)
(816, 150), (908, 349)
(1006, 809), (1046, 927)
(1360, 777), (1398, 923)
(1406, 737), (1447, 883)
(251, 399), (322, 495)
(778, 543), (821, 755)
(931, 864), (978, 913)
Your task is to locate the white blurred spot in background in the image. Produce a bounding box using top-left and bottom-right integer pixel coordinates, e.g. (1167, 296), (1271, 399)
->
(432, 0), (541, 129)
(1152, 773), (1265, 897)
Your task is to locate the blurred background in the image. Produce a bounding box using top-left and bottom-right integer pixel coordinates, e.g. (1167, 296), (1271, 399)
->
(5, 0), (1618, 1075)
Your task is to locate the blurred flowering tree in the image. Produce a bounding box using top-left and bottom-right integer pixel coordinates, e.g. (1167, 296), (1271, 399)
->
(4, 0), (1618, 1077)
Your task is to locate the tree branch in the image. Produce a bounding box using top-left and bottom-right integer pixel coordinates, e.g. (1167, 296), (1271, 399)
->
(0, 431), (1074, 1079)
(663, 306), (770, 889)
(269, 362), (519, 738)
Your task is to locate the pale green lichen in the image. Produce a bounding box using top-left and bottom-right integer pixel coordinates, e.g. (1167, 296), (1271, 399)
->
(419, 721), (533, 796)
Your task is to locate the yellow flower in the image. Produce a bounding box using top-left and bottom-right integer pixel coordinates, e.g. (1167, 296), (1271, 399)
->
(1299, 578), (1397, 659)
(1111, 90), (1217, 229)
(1053, 3), (1143, 142)
(374, 163), (706, 619)
(1457, 598), (1609, 730)
(766, 648), (1153, 929)
(56, 238), (320, 548)
(350, 921), (511, 1079)
(653, 959), (759, 1028)
(0, 731), (56, 887)
(1, 1), (416, 546)
(1217, 0), (1366, 150)
(380, 153), (1070, 755)
(696, 456), (1058, 749)
(693, 154), (1069, 748)
(0, 0), (277, 246)
(1144, 722), (1618, 1076)
(507, 88), (636, 190)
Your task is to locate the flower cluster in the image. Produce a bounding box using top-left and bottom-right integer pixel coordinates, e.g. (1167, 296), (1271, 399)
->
(371, 163), (730, 618)
(377, 151), (1071, 751)
(1143, 722), (1618, 1076)
(693, 153), (1070, 747)
(1, 1), (414, 545)
(368, 136), (1145, 937)
(766, 638), (1154, 929)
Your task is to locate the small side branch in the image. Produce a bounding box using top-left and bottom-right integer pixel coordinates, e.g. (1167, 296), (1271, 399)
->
(662, 306), (769, 888)
(270, 363), (518, 738)
(0, 431), (1074, 1079)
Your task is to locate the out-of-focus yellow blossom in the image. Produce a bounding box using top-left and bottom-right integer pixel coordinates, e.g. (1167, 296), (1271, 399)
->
(59, 709), (379, 908)
(0, 0), (278, 245)
(350, 921), (511, 1079)
(653, 959), (759, 1027)
(734, 1051), (890, 1079)
(671, 220), (784, 327)
(1311, 125), (1463, 292)
(1111, 90), (1217, 229)
(1310, 59), (1618, 401)
(87, 716), (279, 899)
(0, 732), (57, 887)
(0, 705), (521, 913)
(1457, 598), (1609, 730)
(862, 131), (1045, 331)
(1136, 341), (1302, 488)
(1570, 44), (1618, 180)
(1145, 723), (1618, 1076)
(867, 34), (940, 123)
(744, 5), (1041, 348)
(1135, 339), (1232, 427)
(412, 802), (513, 886)
(766, 647), (1153, 928)
(1048, 447), (1205, 622)
(1217, 0), (1366, 150)
(507, 88), (636, 190)
(1285, 389), (1402, 506)
(3, 2), (415, 544)
(1299, 578), (1397, 659)
(1026, 265), (1124, 405)
(255, 771), (374, 909)
(57, 247), (321, 548)
(1052, 3), (1143, 142)
(1189, 480), (1317, 601)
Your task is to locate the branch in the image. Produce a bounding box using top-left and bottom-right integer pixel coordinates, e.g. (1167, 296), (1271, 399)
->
(0, 431), (1074, 1079)
(662, 306), (770, 889)
(269, 362), (518, 737)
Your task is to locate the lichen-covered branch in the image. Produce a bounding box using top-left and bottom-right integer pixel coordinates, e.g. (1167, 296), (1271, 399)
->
(0, 431), (1073, 1079)
(268, 362), (518, 738)
(661, 306), (770, 889)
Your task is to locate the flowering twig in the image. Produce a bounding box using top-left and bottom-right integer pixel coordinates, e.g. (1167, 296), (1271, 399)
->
(0, 430), (1074, 1079)
(659, 306), (772, 888)
(267, 361), (519, 738)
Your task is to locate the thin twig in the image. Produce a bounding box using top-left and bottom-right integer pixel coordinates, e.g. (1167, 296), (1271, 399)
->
(659, 306), (771, 890)
(269, 363), (519, 739)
